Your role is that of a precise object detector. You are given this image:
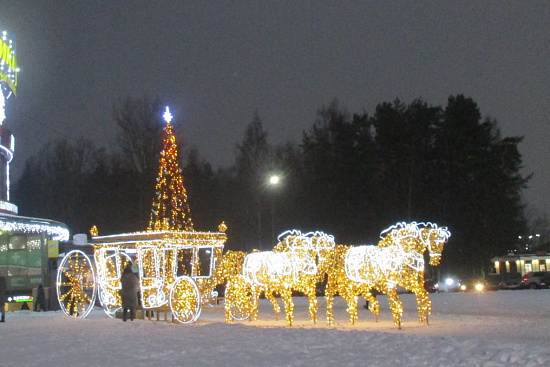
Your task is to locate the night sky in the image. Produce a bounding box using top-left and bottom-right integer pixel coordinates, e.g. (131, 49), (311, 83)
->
(2, 2), (550, 216)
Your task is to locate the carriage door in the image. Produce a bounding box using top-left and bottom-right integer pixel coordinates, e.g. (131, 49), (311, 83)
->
(137, 245), (166, 308)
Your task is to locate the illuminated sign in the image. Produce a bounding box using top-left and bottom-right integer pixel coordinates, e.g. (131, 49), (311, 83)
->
(48, 240), (59, 258)
(0, 30), (18, 95)
(7, 295), (33, 303)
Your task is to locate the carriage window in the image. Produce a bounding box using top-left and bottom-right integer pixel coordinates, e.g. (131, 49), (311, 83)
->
(177, 248), (194, 276)
(197, 248), (213, 277)
(139, 247), (159, 279)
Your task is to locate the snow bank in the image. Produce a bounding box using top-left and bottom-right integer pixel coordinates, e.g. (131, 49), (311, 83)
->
(1, 290), (549, 366)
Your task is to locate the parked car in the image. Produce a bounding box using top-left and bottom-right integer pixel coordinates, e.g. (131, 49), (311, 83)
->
(484, 274), (503, 291)
(497, 273), (523, 290)
(434, 277), (462, 292)
(521, 271), (549, 289)
(540, 273), (550, 289)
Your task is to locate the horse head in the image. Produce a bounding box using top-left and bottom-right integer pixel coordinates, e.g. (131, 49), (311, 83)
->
(416, 223), (451, 266)
(379, 222), (450, 266)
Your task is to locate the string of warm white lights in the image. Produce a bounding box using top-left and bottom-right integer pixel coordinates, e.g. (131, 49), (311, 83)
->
(0, 87), (5, 124)
(94, 247), (131, 316)
(57, 105), (229, 323)
(148, 106), (193, 232)
(324, 222), (451, 327)
(56, 250), (97, 318)
(0, 218), (69, 241)
(235, 230), (335, 325)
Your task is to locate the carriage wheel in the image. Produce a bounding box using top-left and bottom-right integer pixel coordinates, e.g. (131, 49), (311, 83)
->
(56, 250), (97, 318)
(226, 275), (253, 321)
(170, 276), (201, 323)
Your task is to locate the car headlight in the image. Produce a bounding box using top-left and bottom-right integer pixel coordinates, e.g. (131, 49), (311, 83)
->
(474, 282), (485, 292)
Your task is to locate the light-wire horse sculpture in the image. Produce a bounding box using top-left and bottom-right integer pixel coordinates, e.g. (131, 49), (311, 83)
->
(235, 230), (335, 326)
(376, 222), (450, 324)
(325, 221), (450, 328)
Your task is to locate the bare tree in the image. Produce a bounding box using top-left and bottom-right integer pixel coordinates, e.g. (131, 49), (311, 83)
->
(111, 95), (166, 226)
(235, 113), (271, 250)
(112, 95), (164, 175)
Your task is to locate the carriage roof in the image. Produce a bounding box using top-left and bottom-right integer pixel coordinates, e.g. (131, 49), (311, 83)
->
(91, 230), (226, 248)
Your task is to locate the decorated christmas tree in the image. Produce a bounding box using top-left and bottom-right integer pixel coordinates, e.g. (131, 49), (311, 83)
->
(148, 107), (194, 231)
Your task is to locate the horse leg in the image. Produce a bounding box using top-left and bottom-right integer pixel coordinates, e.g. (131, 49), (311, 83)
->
(412, 285), (431, 324)
(325, 293), (334, 326)
(325, 276), (337, 326)
(265, 290), (281, 321)
(386, 288), (404, 329)
(249, 287), (260, 322)
(281, 288), (294, 326)
(223, 278), (234, 323)
(306, 289), (318, 324)
(324, 274), (337, 326)
(364, 291), (380, 322)
(341, 287), (359, 325)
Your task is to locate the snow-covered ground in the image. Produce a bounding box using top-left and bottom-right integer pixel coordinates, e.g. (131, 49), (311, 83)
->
(1, 290), (550, 367)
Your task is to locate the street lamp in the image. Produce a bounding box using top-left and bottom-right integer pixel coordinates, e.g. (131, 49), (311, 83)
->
(268, 175), (281, 245)
(269, 175), (280, 186)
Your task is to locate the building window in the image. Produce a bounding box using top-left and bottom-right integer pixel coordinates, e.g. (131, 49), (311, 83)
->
(0, 233), (46, 290)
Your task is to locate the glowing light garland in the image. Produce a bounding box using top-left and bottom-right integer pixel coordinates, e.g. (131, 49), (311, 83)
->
(57, 105), (229, 323)
(56, 250), (97, 318)
(232, 230), (335, 325)
(86, 230), (227, 323)
(0, 31), (18, 94)
(325, 221), (451, 327)
(148, 106), (193, 232)
(94, 247), (131, 317)
(0, 217), (69, 241)
(54, 103), (452, 332)
(0, 87), (5, 125)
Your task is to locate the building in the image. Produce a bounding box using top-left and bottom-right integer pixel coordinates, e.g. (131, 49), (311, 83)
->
(0, 29), (70, 310)
(491, 253), (550, 276)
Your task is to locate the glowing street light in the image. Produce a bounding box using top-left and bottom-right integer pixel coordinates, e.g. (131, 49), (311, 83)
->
(268, 175), (281, 245)
(269, 175), (280, 186)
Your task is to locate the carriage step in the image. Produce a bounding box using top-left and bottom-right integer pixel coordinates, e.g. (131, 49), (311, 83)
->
(115, 307), (175, 322)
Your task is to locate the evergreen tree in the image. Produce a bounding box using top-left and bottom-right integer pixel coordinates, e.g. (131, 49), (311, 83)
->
(302, 100), (378, 242)
(433, 95), (529, 276)
(148, 107), (193, 231)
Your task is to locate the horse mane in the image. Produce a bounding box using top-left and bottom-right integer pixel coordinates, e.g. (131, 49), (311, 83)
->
(275, 229), (335, 253)
(379, 221), (451, 251)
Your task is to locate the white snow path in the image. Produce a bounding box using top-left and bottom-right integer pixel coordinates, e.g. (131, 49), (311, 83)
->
(1, 290), (549, 367)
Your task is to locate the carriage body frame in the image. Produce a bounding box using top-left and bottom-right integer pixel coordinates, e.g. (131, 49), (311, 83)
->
(57, 230), (226, 323)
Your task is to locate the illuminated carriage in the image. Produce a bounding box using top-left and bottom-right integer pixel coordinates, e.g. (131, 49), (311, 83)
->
(56, 229), (226, 323)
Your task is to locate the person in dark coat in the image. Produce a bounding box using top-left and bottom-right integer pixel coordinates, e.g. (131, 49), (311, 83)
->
(34, 283), (47, 312)
(120, 263), (139, 322)
(0, 270), (7, 322)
